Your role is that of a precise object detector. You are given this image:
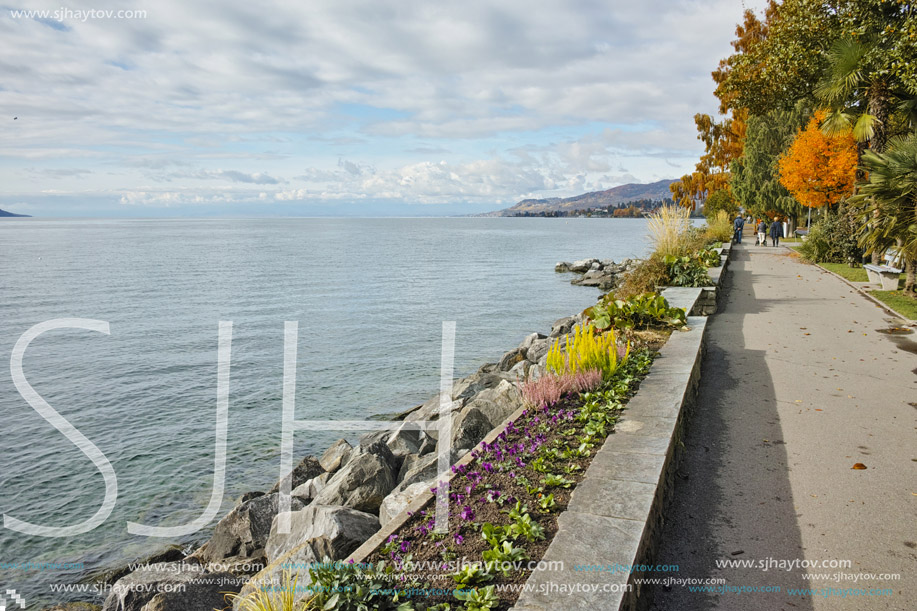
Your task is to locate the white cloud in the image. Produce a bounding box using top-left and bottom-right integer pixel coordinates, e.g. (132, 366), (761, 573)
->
(0, 0), (769, 212)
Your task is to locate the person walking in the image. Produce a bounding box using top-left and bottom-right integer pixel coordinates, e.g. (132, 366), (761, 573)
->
(733, 214), (745, 244)
(769, 217), (784, 247)
(756, 219), (767, 246)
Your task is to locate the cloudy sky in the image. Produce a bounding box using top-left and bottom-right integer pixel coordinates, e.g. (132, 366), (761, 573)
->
(0, 0), (765, 216)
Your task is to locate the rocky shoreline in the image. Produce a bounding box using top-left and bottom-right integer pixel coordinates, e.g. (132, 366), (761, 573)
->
(52, 260), (632, 611)
(554, 257), (642, 291)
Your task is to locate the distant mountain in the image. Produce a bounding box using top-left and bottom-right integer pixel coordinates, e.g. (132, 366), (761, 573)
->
(489, 179), (677, 216)
(0, 208), (31, 217)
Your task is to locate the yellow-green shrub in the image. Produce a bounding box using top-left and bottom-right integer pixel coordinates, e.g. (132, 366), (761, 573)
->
(546, 324), (628, 380)
(705, 210), (733, 243)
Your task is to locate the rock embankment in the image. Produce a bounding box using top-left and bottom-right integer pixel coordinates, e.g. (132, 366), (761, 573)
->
(555, 258), (642, 291)
(92, 311), (587, 611)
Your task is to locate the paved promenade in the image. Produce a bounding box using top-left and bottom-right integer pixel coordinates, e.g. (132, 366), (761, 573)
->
(647, 242), (916, 611)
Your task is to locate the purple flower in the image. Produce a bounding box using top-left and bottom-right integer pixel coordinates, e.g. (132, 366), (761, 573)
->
(487, 489), (502, 502)
(387, 534), (398, 543)
(400, 540), (411, 553)
(508, 471), (516, 478)
(460, 506), (475, 521)
(482, 462), (494, 473)
(515, 456), (526, 468)
(454, 534), (464, 545)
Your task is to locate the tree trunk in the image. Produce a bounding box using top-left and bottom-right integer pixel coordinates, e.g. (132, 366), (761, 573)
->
(867, 80), (890, 154)
(906, 258), (915, 294)
(866, 82), (891, 265)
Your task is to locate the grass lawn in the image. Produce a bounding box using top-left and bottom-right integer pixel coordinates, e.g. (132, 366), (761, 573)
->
(869, 290), (917, 320)
(818, 262), (869, 283)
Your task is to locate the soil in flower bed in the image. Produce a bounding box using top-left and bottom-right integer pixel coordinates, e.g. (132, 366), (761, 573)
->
(365, 349), (656, 610)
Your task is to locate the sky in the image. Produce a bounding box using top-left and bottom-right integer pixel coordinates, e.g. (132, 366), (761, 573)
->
(0, 0), (767, 217)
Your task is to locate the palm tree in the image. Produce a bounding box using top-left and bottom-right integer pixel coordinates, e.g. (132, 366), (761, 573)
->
(816, 38), (894, 153)
(849, 135), (917, 293)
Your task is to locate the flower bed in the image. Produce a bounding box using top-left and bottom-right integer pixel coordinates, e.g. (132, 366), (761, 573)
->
(297, 337), (656, 611)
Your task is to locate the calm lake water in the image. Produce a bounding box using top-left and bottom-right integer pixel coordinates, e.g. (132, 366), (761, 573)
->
(0, 217), (650, 605)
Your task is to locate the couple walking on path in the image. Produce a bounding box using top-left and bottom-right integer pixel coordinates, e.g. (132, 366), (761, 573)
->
(735, 214), (783, 247)
(755, 218), (783, 247)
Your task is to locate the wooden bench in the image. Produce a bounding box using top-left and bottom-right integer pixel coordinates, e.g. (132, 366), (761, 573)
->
(864, 250), (902, 290)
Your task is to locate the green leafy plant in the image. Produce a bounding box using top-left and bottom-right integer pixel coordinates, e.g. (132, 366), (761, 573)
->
(480, 522), (510, 548)
(299, 559), (416, 610)
(454, 585), (499, 610)
(585, 293), (687, 331)
(451, 564), (494, 588)
(482, 541), (528, 574)
(536, 493), (556, 513)
(694, 247), (722, 268)
(664, 254), (712, 287)
(541, 474), (574, 489)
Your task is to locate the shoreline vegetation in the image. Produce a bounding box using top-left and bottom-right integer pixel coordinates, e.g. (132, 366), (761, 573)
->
(49, 206), (726, 611)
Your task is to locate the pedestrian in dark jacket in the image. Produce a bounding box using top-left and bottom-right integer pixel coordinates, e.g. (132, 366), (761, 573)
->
(733, 215), (745, 244)
(769, 219), (784, 247)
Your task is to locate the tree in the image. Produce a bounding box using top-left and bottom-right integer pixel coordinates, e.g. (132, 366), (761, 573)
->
(816, 2), (917, 153)
(714, 0), (837, 115)
(849, 134), (917, 293)
(703, 189), (739, 219)
(778, 111), (858, 210)
(731, 103), (809, 227)
(671, 112), (746, 210)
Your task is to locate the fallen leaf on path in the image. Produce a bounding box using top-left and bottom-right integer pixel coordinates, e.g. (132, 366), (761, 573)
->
(815, 409), (823, 411)
(795, 400), (803, 403)
(851, 463), (867, 470)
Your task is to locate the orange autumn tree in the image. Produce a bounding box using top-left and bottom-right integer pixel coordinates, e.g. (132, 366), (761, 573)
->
(778, 111), (857, 209)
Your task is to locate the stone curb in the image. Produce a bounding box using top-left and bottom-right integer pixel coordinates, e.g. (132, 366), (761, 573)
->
(511, 316), (709, 611)
(346, 246), (730, 605)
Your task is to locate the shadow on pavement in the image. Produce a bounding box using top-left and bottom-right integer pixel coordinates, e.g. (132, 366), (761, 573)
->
(645, 246), (815, 611)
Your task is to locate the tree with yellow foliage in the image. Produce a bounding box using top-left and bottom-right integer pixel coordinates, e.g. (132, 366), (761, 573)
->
(778, 111), (858, 210)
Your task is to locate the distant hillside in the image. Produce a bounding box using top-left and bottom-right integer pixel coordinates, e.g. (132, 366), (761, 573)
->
(490, 179), (677, 216)
(0, 208), (31, 217)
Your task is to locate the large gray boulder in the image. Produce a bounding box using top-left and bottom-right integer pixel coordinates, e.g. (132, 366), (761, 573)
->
(265, 504), (380, 563)
(309, 441), (399, 513)
(463, 379), (523, 428)
(451, 407), (493, 451)
(569, 259), (598, 273)
(192, 493), (306, 565)
(518, 332), (546, 353)
(385, 425), (436, 457)
(268, 456), (324, 495)
(526, 337), (554, 364)
(101, 562), (241, 611)
(497, 348), (526, 372)
(403, 392), (464, 423)
(379, 482), (432, 526)
(550, 316), (576, 337)
(395, 448), (463, 490)
(319, 439), (352, 473)
(452, 372), (510, 400)
(290, 472), (331, 501)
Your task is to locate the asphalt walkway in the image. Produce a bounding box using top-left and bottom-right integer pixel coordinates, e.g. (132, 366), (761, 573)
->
(647, 242), (916, 611)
